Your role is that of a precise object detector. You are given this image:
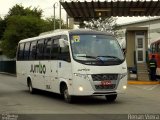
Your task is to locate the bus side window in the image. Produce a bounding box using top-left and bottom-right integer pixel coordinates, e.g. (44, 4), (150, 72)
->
(29, 41), (37, 60)
(36, 39), (45, 60)
(44, 38), (52, 60)
(61, 35), (68, 41)
(17, 43), (25, 60)
(152, 44), (156, 53)
(59, 46), (70, 62)
(51, 39), (59, 60)
(150, 44), (153, 53)
(158, 43), (160, 53)
(24, 42), (30, 60)
(58, 35), (70, 62)
(59, 36), (70, 62)
(155, 43), (158, 53)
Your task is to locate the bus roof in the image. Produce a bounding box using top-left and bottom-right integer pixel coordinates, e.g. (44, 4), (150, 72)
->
(19, 29), (113, 43)
(69, 29), (113, 35)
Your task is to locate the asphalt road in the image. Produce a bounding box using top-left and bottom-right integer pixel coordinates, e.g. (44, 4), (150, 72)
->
(0, 74), (160, 120)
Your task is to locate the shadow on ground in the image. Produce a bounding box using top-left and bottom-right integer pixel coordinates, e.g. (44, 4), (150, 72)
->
(22, 89), (120, 105)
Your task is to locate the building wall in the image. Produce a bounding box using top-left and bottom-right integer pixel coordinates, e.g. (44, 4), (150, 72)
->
(117, 18), (160, 46)
(126, 30), (148, 68)
(126, 31), (135, 68)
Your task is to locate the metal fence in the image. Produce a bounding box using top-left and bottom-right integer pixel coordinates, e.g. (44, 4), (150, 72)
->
(0, 61), (16, 74)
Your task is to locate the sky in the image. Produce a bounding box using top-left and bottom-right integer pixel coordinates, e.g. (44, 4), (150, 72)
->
(0, 0), (153, 24)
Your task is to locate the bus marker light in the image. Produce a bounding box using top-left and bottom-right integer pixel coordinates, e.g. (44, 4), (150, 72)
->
(79, 86), (83, 91)
(123, 85), (127, 89)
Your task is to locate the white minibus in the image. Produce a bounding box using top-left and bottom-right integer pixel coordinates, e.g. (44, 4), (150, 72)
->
(16, 29), (127, 103)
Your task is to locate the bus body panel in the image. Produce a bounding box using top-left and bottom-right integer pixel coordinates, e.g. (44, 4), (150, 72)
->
(17, 61), (34, 86)
(68, 60), (127, 96)
(56, 60), (72, 93)
(149, 40), (160, 76)
(32, 60), (49, 90)
(17, 59), (127, 96)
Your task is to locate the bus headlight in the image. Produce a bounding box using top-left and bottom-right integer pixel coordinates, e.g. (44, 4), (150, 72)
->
(79, 86), (84, 91)
(119, 73), (127, 79)
(74, 73), (88, 79)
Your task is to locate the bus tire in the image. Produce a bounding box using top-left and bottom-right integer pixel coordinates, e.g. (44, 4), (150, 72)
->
(105, 94), (117, 102)
(63, 85), (73, 103)
(28, 80), (36, 94)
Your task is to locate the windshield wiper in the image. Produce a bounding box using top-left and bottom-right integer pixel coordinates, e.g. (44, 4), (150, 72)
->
(97, 56), (122, 61)
(77, 55), (104, 63)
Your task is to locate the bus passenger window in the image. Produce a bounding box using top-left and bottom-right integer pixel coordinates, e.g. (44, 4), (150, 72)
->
(36, 39), (45, 60)
(158, 43), (160, 53)
(150, 44), (153, 53)
(44, 39), (52, 60)
(51, 39), (59, 60)
(59, 44), (70, 62)
(152, 44), (156, 53)
(29, 41), (37, 60)
(23, 42), (30, 60)
(17, 43), (25, 60)
(61, 35), (68, 41)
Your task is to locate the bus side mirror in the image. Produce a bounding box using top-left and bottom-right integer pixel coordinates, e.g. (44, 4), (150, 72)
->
(59, 39), (69, 48)
(122, 48), (126, 56)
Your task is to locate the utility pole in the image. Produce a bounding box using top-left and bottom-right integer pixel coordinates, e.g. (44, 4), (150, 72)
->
(59, 0), (62, 29)
(53, 2), (58, 30)
(66, 13), (68, 29)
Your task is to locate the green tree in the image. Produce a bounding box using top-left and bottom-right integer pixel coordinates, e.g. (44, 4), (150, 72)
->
(45, 17), (68, 30)
(1, 16), (48, 58)
(0, 4), (68, 58)
(0, 18), (6, 40)
(6, 4), (42, 19)
(0, 4), (47, 58)
(83, 17), (122, 39)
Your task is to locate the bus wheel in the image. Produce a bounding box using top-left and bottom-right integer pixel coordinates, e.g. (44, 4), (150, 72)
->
(105, 94), (117, 102)
(28, 81), (35, 94)
(63, 86), (73, 103)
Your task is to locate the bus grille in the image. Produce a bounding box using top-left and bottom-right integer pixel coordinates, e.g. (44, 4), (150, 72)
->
(95, 84), (116, 90)
(91, 74), (118, 81)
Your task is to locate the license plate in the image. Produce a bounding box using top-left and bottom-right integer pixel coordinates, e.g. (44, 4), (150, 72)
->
(101, 80), (112, 86)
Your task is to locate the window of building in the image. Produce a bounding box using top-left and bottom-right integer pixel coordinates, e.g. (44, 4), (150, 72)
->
(136, 32), (145, 35)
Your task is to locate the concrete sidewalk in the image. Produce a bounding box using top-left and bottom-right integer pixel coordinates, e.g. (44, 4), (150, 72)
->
(128, 80), (160, 85)
(128, 73), (160, 85)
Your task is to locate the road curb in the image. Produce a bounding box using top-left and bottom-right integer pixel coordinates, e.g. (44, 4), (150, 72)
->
(0, 72), (16, 77)
(128, 80), (160, 85)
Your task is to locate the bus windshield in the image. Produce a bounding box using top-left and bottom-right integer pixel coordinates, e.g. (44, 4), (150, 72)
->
(70, 34), (125, 65)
